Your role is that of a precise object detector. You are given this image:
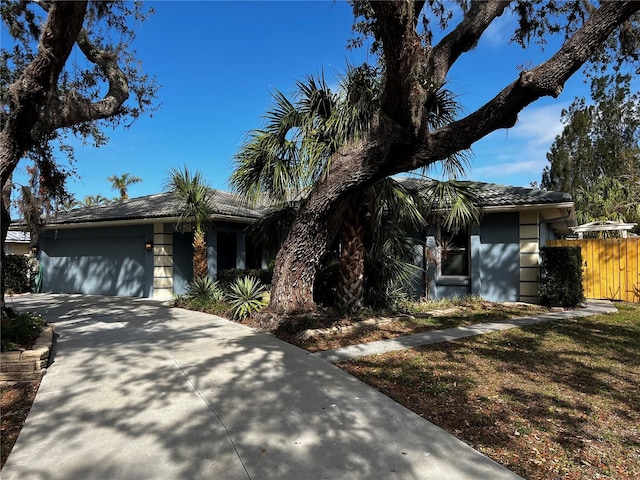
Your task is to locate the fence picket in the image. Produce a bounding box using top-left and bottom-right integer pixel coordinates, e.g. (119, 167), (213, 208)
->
(547, 238), (640, 303)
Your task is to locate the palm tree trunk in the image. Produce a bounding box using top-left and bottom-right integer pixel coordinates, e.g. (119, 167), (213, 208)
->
(337, 198), (365, 311)
(193, 231), (207, 279)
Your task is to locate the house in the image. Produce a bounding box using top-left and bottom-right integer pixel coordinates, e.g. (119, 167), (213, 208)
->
(405, 180), (576, 304)
(4, 231), (31, 255)
(15, 190), (266, 300)
(10, 182), (576, 304)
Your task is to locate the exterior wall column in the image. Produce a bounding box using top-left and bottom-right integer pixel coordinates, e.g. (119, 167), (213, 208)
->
(153, 223), (174, 300)
(519, 211), (540, 303)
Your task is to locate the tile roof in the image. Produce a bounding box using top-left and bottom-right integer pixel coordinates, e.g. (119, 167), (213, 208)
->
(21, 181), (571, 228)
(398, 178), (573, 207)
(6, 231), (30, 243)
(41, 189), (265, 225)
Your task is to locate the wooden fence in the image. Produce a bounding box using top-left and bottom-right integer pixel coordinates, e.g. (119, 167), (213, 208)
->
(547, 238), (640, 303)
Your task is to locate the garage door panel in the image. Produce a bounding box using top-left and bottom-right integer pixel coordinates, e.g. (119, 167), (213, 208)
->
(43, 236), (146, 297)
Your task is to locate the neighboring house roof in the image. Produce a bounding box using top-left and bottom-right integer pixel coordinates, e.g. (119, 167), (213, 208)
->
(23, 189), (265, 228)
(6, 231), (30, 243)
(571, 220), (638, 238)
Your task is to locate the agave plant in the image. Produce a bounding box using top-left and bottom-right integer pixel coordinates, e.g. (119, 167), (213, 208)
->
(227, 276), (268, 319)
(186, 276), (225, 302)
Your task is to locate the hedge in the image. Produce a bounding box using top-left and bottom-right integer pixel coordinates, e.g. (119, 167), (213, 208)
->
(539, 246), (584, 307)
(4, 254), (31, 294)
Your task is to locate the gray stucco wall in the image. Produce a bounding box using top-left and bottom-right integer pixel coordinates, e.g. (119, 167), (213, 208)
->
(423, 212), (520, 302)
(477, 212), (519, 302)
(40, 225), (154, 297)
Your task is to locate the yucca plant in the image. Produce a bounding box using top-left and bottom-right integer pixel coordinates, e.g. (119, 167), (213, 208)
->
(227, 276), (268, 320)
(186, 276), (225, 302)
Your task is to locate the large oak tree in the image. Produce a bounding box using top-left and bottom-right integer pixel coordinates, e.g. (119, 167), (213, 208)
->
(268, 0), (640, 313)
(0, 1), (157, 310)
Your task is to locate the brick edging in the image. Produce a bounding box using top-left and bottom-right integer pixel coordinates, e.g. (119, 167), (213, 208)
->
(0, 325), (54, 385)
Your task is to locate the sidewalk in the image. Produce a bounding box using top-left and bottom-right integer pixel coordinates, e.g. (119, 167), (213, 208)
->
(2, 294), (523, 480)
(316, 300), (618, 363)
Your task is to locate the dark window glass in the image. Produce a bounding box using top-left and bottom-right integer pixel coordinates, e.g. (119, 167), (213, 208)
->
(217, 232), (237, 270)
(245, 241), (262, 270)
(441, 230), (469, 277)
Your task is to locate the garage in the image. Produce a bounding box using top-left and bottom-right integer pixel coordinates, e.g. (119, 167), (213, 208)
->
(40, 225), (153, 297)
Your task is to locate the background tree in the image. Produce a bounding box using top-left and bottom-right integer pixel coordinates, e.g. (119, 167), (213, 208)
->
(107, 173), (142, 200)
(81, 194), (111, 207)
(0, 1), (157, 312)
(165, 167), (212, 280)
(541, 74), (640, 227)
(257, 1), (640, 313)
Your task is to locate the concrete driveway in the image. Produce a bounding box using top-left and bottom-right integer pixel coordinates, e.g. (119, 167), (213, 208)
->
(2, 294), (522, 480)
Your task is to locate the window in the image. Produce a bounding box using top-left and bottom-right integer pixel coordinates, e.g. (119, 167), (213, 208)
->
(440, 228), (470, 277)
(217, 232), (237, 271)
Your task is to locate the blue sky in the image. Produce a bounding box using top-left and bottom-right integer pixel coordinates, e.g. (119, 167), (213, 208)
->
(9, 1), (606, 204)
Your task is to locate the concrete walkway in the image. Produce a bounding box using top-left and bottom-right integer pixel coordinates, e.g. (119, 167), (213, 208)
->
(316, 300), (618, 363)
(2, 295), (615, 480)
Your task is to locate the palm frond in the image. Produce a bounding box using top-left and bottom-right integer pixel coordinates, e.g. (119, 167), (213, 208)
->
(418, 179), (482, 231)
(165, 165), (213, 233)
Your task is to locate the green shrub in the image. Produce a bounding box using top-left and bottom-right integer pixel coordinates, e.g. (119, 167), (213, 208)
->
(1, 309), (47, 351)
(173, 292), (231, 316)
(217, 268), (272, 290)
(540, 246), (584, 307)
(227, 276), (268, 319)
(186, 276), (225, 302)
(4, 254), (31, 294)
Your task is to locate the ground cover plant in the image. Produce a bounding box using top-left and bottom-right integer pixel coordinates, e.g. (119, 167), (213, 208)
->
(340, 303), (640, 480)
(1, 309), (46, 352)
(1, 308), (46, 469)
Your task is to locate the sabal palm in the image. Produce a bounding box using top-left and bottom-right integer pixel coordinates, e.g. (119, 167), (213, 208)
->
(107, 173), (142, 200)
(233, 68), (379, 309)
(165, 166), (212, 279)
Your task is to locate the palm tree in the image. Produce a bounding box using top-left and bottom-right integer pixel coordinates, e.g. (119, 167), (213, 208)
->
(232, 68), (480, 311)
(81, 194), (111, 207)
(165, 166), (212, 279)
(233, 68), (377, 310)
(107, 173), (142, 200)
(57, 197), (81, 211)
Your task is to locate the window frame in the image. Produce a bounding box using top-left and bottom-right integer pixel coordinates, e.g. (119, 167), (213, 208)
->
(438, 226), (471, 279)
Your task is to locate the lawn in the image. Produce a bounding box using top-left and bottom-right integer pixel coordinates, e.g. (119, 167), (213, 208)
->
(340, 303), (640, 480)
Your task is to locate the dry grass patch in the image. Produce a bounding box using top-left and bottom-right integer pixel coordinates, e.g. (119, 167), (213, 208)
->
(341, 303), (640, 480)
(270, 299), (551, 352)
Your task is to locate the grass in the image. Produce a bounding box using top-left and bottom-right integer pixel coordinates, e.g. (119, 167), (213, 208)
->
(340, 303), (640, 480)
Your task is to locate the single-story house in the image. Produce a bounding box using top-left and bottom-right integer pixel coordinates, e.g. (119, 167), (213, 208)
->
(10, 182), (576, 304)
(13, 190), (267, 300)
